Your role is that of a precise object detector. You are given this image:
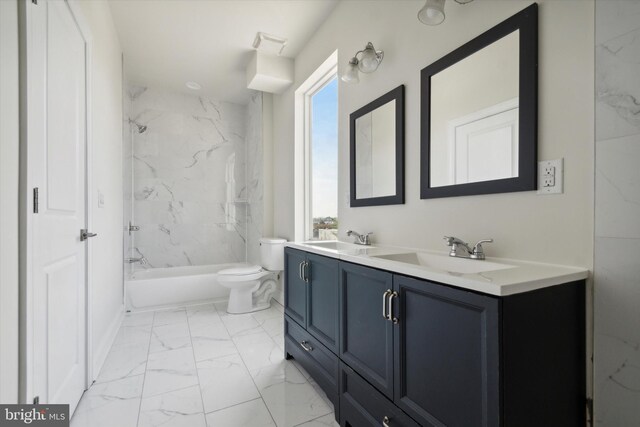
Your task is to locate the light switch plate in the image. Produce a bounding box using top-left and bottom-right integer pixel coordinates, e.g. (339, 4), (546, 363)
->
(97, 190), (105, 208)
(537, 159), (563, 194)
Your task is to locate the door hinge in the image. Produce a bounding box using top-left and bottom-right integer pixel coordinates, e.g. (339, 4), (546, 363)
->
(586, 397), (594, 426)
(33, 187), (39, 214)
(33, 396), (39, 404)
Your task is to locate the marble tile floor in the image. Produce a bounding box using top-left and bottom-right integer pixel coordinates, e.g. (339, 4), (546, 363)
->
(71, 301), (339, 427)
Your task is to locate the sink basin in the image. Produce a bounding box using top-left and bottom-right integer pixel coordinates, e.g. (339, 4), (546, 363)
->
(372, 252), (515, 274)
(305, 241), (368, 251)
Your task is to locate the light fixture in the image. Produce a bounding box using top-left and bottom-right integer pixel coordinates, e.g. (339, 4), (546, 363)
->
(185, 81), (202, 90)
(341, 42), (384, 84)
(342, 58), (360, 84)
(418, 0), (446, 25)
(418, 0), (474, 26)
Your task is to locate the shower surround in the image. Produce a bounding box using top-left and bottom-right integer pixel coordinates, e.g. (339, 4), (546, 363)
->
(125, 86), (263, 269)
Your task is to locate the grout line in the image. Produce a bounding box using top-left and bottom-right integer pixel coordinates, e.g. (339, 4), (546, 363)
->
(202, 396), (265, 416)
(135, 311), (155, 427)
(218, 308), (279, 426)
(292, 413), (337, 427)
(186, 306), (211, 423)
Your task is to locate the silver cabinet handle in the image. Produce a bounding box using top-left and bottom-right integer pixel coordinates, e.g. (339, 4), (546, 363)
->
(80, 229), (97, 241)
(300, 341), (313, 352)
(298, 261), (304, 281)
(382, 416), (391, 427)
(303, 261), (310, 283)
(388, 291), (398, 324)
(382, 289), (392, 319)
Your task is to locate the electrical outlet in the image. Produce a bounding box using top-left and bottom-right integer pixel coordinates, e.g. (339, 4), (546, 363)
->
(542, 170), (555, 187)
(538, 159), (563, 194)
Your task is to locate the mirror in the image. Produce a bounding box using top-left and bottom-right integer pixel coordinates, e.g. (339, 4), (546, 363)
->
(421, 4), (538, 199)
(350, 85), (404, 207)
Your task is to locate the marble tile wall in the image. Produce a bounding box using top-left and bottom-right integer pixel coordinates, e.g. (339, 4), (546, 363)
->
(594, 0), (640, 424)
(245, 93), (264, 265)
(125, 86), (263, 269)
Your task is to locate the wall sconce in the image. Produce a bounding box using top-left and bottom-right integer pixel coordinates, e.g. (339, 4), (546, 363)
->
(341, 42), (384, 84)
(418, 0), (474, 26)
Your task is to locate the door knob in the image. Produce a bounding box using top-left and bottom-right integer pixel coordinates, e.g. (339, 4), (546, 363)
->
(80, 229), (97, 241)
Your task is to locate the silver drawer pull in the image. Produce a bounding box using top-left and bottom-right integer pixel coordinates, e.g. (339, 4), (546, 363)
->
(382, 416), (391, 427)
(300, 340), (313, 352)
(298, 261), (304, 280)
(382, 289), (392, 319)
(388, 291), (398, 324)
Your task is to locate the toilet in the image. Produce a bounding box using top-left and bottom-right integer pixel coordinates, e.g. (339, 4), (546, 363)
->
(218, 237), (287, 314)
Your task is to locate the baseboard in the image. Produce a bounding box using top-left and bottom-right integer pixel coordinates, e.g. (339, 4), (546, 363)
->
(91, 305), (124, 381)
(273, 290), (284, 306)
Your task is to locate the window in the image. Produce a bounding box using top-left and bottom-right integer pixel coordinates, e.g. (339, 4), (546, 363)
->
(295, 52), (339, 241)
(310, 78), (338, 240)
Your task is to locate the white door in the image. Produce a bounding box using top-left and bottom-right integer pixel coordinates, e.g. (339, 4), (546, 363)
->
(453, 108), (519, 184)
(29, 0), (89, 414)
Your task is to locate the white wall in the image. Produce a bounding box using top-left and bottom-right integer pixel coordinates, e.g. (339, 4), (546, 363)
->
(0, 0), (20, 404)
(594, 0), (640, 424)
(273, 0), (595, 268)
(76, 0), (125, 378)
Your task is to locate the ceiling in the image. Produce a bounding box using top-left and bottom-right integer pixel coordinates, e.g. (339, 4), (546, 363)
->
(109, 0), (340, 104)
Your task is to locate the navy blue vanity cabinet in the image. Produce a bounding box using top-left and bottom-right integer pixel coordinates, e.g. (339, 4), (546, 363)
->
(339, 262), (395, 400)
(393, 275), (500, 427)
(284, 247), (307, 326)
(288, 247), (586, 427)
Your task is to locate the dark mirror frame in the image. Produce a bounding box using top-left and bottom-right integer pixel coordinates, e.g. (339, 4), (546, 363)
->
(420, 3), (538, 199)
(350, 84), (405, 207)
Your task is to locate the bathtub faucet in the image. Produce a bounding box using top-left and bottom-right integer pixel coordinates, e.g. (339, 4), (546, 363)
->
(125, 257), (147, 265)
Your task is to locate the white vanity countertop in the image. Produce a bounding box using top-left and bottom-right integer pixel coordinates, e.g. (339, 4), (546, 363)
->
(285, 241), (589, 297)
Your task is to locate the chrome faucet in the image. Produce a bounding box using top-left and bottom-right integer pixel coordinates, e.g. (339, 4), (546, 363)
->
(346, 230), (373, 246)
(125, 257), (147, 265)
(443, 236), (493, 260)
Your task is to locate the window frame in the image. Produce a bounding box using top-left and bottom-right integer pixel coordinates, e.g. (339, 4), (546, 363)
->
(294, 51), (338, 241)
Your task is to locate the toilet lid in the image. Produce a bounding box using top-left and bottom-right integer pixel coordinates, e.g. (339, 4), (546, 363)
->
(219, 265), (263, 276)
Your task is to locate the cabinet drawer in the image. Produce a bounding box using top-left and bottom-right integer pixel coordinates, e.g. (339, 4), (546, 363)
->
(340, 363), (419, 427)
(285, 315), (339, 408)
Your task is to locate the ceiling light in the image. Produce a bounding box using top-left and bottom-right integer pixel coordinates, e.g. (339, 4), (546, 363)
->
(341, 42), (384, 84)
(186, 81), (202, 90)
(418, 0), (474, 26)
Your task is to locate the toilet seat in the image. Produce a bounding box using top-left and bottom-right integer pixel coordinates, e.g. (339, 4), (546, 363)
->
(219, 265), (263, 276)
(218, 265), (269, 282)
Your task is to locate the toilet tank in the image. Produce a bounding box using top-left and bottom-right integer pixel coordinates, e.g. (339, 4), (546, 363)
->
(260, 238), (287, 271)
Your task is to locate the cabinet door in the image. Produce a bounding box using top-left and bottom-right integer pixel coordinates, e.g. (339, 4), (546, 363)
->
(307, 253), (340, 354)
(393, 275), (500, 427)
(284, 247), (307, 327)
(339, 262), (394, 399)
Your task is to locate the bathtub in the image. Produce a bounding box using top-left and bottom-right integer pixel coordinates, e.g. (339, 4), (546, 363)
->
(125, 263), (246, 311)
